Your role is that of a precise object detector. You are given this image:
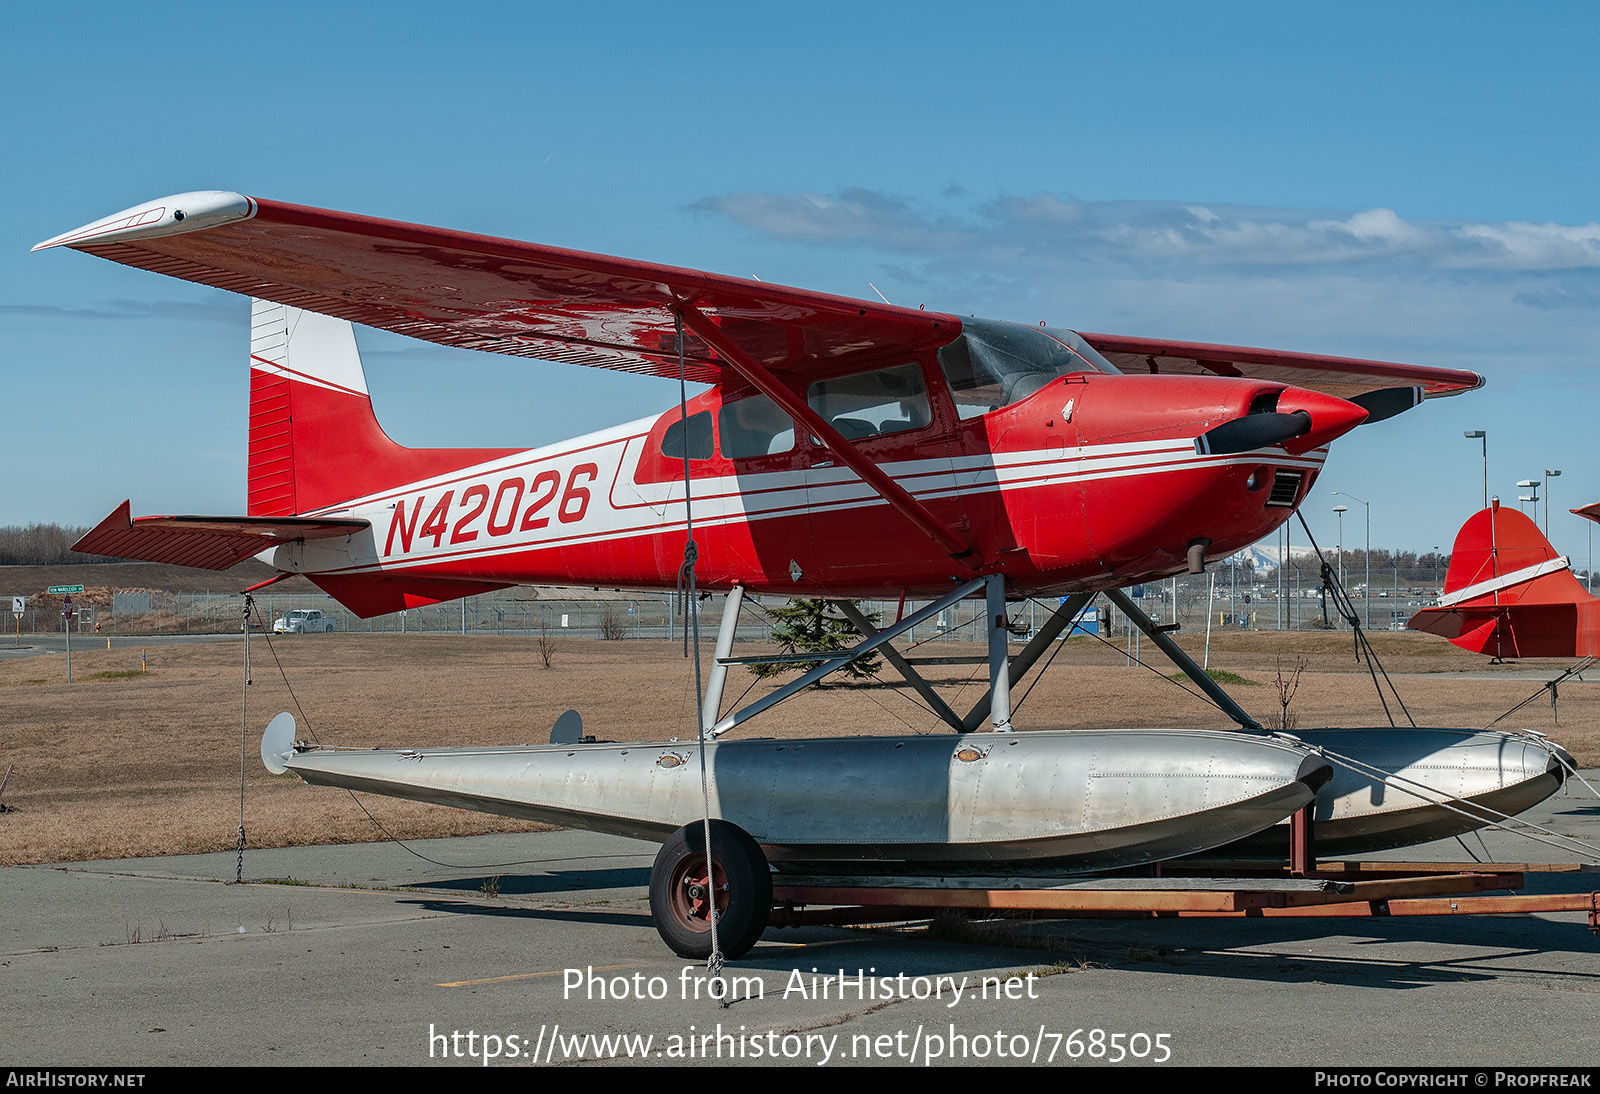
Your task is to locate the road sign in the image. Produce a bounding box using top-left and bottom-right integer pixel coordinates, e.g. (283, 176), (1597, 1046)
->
(59, 593), (76, 684)
(10, 597), (21, 614)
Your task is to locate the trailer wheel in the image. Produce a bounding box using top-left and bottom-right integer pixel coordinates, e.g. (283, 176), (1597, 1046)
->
(649, 820), (771, 960)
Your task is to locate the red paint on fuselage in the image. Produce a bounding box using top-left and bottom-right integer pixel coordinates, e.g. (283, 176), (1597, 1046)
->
(283, 357), (1354, 615)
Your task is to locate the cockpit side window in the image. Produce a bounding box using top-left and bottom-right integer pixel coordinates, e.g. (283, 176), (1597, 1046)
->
(718, 394), (796, 459)
(806, 362), (932, 440)
(937, 318), (1120, 420)
(661, 410), (713, 460)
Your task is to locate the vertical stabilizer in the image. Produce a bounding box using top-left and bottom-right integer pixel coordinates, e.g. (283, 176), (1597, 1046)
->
(246, 300), (513, 516)
(1407, 502), (1600, 657)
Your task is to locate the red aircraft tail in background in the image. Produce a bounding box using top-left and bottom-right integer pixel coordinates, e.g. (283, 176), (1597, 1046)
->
(1407, 501), (1600, 658)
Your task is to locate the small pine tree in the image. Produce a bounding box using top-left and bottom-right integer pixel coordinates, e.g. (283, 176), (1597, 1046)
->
(751, 598), (882, 683)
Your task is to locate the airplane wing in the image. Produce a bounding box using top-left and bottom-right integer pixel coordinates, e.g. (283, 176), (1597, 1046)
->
(1079, 333), (1481, 403)
(34, 191), (1484, 400)
(32, 192), (958, 385)
(74, 500), (370, 572)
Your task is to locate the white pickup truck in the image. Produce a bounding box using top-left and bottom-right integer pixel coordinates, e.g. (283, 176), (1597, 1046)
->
(272, 609), (336, 634)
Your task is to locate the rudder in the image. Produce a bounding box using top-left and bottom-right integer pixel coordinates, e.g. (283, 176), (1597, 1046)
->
(246, 300), (514, 516)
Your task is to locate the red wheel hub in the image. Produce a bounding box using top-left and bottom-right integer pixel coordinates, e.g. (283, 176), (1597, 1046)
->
(669, 855), (728, 931)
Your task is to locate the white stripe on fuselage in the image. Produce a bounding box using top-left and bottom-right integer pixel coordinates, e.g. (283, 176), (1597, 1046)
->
(280, 424), (1326, 577)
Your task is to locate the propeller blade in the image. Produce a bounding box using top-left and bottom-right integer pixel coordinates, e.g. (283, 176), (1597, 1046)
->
(1195, 411), (1311, 455)
(1348, 386), (1423, 424)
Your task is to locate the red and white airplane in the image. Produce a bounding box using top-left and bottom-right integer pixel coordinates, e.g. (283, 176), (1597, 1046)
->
(42, 191), (1483, 612)
(45, 192), (1579, 959)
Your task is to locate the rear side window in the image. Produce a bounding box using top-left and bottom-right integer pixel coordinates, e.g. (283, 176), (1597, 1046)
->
(806, 362), (931, 440)
(661, 411), (713, 460)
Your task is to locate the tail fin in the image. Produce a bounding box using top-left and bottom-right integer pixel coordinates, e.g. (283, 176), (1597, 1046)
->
(1407, 501), (1600, 657)
(247, 300), (513, 515)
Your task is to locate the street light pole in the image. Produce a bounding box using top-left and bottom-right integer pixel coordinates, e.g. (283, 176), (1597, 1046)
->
(1517, 480), (1539, 520)
(1333, 505), (1348, 626)
(1464, 431), (1487, 509)
(1277, 522), (1285, 632)
(1543, 469), (1562, 539)
(1332, 492), (1370, 628)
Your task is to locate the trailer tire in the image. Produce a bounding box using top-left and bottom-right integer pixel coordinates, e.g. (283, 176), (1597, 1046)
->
(649, 820), (771, 960)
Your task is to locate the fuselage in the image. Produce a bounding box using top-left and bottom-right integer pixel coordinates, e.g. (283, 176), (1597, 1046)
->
(269, 327), (1358, 607)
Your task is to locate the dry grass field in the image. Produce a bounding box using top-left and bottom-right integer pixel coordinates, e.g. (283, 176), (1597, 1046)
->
(1, 628), (1595, 865)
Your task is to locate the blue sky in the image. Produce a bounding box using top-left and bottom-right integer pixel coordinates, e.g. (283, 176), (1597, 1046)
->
(4, 1), (1599, 561)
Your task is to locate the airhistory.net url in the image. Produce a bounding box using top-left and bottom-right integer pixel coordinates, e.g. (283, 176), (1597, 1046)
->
(427, 1022), (1173, 1065)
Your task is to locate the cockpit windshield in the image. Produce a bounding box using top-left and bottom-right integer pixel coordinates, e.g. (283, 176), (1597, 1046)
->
(936, 317), (1120, 420)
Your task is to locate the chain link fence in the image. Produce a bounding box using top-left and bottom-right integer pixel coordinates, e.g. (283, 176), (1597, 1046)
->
(0, 568), (1460, 643)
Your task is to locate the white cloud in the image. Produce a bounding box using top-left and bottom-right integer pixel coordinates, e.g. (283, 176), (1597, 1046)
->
(687, 187), (1600, 390)
(691, 189), (970, 254)
(0, 296), (243, 321)
(695, 189), (1600, 274)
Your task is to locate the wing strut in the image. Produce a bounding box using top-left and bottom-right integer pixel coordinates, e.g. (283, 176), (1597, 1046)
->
(708, 577), (988, 737)
(959, 592), (1097, 731)
(1104, 588), (1263, 731)
(836, 600), (968, 731)
(674, 303), (980, 565)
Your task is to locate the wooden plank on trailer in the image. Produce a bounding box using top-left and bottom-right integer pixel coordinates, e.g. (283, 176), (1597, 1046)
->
(770, 885), (1285, 913)
(1272, 872), (1516, 908)
(1385, 893), (1600, 916)
(775, 874), (1350, 893)
(1177, 860), (1597, 877)
(1167, 891), (1600, 919)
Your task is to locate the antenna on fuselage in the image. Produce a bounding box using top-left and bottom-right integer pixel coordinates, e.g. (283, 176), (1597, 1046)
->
(869, 282), (892, 305)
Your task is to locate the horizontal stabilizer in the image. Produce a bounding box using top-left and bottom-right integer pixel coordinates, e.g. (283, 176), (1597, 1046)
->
(73, 500), (369, 572)
(307, 573), (511, 618)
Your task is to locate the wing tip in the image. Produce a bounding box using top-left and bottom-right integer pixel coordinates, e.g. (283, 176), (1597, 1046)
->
(33, 191), (256, 252)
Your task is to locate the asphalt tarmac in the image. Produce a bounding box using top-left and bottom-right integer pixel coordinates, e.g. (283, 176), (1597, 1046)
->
(0, 633), (235, 661)
(4, 776), (1598, 1068)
